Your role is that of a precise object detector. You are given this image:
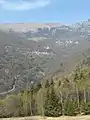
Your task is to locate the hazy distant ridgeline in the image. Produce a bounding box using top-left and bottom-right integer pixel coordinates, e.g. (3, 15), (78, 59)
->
(0, 23), (61, 32)
(0, 20), (90, 41)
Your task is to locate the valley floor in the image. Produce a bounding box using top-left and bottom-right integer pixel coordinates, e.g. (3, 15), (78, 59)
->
(1, 116), (90, 120)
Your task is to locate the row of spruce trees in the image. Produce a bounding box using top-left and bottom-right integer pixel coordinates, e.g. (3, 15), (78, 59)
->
(0, 64), (90, 117)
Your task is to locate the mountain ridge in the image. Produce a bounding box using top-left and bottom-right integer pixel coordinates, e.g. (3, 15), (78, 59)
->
(0, 20), (90, 40)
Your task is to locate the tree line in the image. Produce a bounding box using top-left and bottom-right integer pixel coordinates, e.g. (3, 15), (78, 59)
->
(0, 65), (90, 118)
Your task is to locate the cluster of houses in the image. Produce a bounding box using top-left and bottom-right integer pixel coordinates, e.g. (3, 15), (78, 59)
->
(56, 40), (79, 46)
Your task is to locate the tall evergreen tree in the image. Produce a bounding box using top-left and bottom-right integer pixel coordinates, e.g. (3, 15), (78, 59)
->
(44, 83), (62, 117)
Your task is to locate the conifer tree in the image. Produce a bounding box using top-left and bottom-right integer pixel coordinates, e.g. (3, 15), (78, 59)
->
(44, 81), (62, 117)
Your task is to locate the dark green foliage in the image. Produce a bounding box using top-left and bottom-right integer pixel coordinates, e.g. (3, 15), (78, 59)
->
(81, 102), (90, 115)
(30, 84), (34, 94)
(44, 86), (62, 117)
(50, 78), (54, 86)
(58, 80), (61, 87)
(74, 72), (78, 82)
(64, 101), (78, 116)
(34, 82), (42, 92)
(65, 78), (69, 83)
(45, 80), (50, 88)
